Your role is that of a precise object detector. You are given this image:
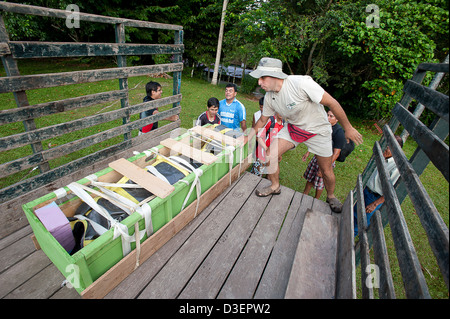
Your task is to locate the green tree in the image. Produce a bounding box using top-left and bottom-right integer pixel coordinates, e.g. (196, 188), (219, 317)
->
(3, 0), (448, 119)
(2, 0), (225, 66)
(223, 0), (449, 119)
(332, 0), (449, 118)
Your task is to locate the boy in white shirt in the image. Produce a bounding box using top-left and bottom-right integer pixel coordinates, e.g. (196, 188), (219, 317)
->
(353, 135), (403, 236)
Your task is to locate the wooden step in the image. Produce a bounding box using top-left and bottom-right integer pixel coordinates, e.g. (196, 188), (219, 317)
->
(285, 208), (339, 299)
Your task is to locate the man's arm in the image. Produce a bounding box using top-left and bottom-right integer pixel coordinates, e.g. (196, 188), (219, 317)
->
(244, 114), (269, 144)
(320, 92), (363, 145)
(366, 196), (385, 214)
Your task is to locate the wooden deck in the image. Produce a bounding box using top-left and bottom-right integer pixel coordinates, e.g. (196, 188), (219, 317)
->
(0, 172), (342, 299)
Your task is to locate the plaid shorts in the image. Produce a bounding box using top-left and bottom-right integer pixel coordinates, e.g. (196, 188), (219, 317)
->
(250, 158), (268, 176)
(303, 155), (335, 190)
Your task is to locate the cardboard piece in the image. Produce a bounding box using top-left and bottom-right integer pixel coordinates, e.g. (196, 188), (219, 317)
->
(34, 202), (75, 253)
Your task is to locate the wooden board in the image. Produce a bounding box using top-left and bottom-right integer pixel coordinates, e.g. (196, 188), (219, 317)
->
(109, 158), (174, 198)
(8, 42), (184, 59)
(160, 137), (217, 165)
(217, 185), (295, 299)
(335, 192), (357, 299)
(137, 168), (260, 299)
(254, 193), (314, 298)
(177, 175), (271, 299)
(0, 63), (183, 94)
(285, 209), (339, 299)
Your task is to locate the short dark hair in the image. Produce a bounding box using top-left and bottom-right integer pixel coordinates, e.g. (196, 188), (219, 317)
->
(145, 81), (161, 96)
(259, 96), (264, 106)
(226, 83), (237, 92)
(207, 97), (219, 108)
(394, 135), (404, 148)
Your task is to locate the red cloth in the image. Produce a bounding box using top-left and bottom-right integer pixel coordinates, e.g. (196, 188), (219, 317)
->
(287, 123), (316, 143)
(141, 123), (154, 133)
(256, 119), (283, 162)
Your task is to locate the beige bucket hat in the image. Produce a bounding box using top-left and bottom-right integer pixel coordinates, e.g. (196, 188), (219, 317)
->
(249, 57), (288, 79)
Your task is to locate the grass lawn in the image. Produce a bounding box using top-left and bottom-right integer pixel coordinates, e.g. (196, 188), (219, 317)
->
(1, 58), (448, 298)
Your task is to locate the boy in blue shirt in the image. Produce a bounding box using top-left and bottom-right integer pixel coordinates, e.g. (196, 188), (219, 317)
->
(219, 83), (247, 132)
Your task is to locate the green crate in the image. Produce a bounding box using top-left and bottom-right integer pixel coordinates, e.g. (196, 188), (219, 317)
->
(22, 129), (246, 295)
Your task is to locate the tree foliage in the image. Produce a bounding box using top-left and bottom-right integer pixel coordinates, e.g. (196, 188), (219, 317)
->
(332, 0), (449, 118)
(223, 0), (449, 119)
(2, 0), (448, 119)
(3, 0), (225, 65)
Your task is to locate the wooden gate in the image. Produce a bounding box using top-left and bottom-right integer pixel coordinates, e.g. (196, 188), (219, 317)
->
(350, 60), (449, 298)
(0, 2), (184, 238)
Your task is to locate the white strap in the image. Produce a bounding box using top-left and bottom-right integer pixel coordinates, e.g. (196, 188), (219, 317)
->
(169, 156), (203, 216)
(225, 146), (235, 186)
(90, 181), (144, 189)
(75, 182), (134, 214)
(94, 183), (153, 237)
(182, 167), (202, 215)
(85, 174), (98, 182)
(145, 148), (191, 174)
(146, 165), (171, 185)
(238, 141), (243, 177)
(68, 182), (143, 257)
(67, 183), (117, 227)
(168, 155), (195, 172)
(54, 187), (67, 199)
(74, 214), (109, 236)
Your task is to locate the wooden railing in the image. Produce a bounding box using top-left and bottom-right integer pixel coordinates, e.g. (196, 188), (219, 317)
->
(352, 59), (449, 298)
(0, 2), (184, 238)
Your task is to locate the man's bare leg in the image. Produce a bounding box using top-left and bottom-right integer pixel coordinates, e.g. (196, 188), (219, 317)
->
(315, 154), (342, 212)
(315, 155), (335, 196)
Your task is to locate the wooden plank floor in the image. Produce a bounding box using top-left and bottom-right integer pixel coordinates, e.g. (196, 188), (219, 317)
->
(0, 171), (338, 299)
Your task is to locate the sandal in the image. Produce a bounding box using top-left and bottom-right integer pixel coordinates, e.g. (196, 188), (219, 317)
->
(255, 186), (281, 197)
(327, 197), (343, 213)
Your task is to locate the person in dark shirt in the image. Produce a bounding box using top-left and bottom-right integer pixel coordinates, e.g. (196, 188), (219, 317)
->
(196, 97), (221, 126)
(139, 81), (178, 134)
(302, 110), (346, 199)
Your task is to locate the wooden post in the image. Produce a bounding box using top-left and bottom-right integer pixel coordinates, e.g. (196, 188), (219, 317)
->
(115, 23), (131, 141)
(0, 15), (50, 173)
(173, 30), (183, 109)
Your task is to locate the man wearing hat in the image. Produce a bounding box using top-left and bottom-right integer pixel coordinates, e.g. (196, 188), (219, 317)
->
(248, 57), (363, 213)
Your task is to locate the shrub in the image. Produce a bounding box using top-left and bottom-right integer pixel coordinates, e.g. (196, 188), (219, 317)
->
(240, 73), (258, 94)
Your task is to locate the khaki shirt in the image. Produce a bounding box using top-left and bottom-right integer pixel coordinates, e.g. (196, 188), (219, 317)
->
(263, 75), (331, 136)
